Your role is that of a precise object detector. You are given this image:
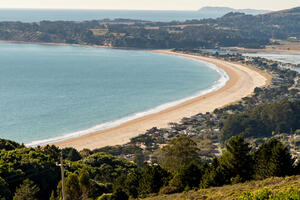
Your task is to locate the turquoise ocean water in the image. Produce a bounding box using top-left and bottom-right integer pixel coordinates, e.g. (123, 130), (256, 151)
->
(0, 42), (227, 145)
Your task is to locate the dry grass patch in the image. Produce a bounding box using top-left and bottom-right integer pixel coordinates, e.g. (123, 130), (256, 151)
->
(143, 175), (300, 200)
(90, 29), (108, 36)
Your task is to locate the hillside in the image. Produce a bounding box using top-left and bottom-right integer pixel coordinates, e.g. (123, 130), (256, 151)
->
(144, 175), (300, 200)
(0, 7), (300, 49)
(266, 7), (300, 17)
(202, 6), (300, 40)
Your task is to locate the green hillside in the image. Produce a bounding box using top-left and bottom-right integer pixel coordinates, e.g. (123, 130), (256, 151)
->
(144, 175), (300, 200)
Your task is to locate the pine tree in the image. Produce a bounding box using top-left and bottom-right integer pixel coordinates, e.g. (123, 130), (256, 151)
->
(79, 169), (90, 199)
(170, 162), (203, 191)
(160, 137), (201, 173)
(138, 165), (170, 195)
(65, 173), (81, 200)
(13, 179), (40, 200)
(219, 134), (253, 183)
(254, 139), (295, 179)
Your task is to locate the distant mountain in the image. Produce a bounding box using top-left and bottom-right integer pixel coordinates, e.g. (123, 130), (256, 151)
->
(198, 6), (271, 17)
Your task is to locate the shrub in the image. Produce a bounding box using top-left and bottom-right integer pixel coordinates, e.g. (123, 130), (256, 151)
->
(159, 186), (181, 195)
(239, 187), (300, 200)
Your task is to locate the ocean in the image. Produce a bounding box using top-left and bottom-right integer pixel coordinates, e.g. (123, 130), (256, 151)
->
(0, 9), (219, 22)
(0, 42), (227, 145)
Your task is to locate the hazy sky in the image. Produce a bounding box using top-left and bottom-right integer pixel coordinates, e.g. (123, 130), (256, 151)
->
(0, 0), (299, 11)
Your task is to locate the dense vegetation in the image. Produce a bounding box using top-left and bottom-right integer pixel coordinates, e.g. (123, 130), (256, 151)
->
(221, 99), (300, 140)
(1, 7), (300, 49)
(0, 142), (136, 200)
(0, 134), (298, 200)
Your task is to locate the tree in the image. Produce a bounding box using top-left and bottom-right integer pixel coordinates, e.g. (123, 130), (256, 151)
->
(200, 158), (231, 188)
(222, 100), (300, 140)
(160, 137), (200, 173)
(219, 135), (253, 183)
(169, 162), (204, 191)
(254, 139), (295, 179)
(49, 191), (55, 200)
(65, 173), (81, 200)
(133, 150), (145, 166)
(62, 147), (81, 161)
(117, 171), (141, 198)
(41, 145), (60, 160)
(115, 164), (170, 198)
(0, 139), (20, 151)
(79, 169), (90, 199)
(88, 180), (112, 199)
(80, 152), (136, 183)
(13, 179), (40, 200)
(138, 165), (170, 195)
(79, 149), (92, 158)
(0, 177), (11, 200)
(111, 188), (128, 200)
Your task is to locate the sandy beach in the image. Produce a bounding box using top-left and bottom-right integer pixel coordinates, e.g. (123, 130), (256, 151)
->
(53, 50), (271, 150)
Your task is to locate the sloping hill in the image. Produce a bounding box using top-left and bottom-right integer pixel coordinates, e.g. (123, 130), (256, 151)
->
(144, 176), (300, 200)
(266, 7), (300, 16)
(202, 7), (300, 41)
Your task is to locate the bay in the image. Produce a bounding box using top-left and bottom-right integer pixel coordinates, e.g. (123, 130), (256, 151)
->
(0, 42), (224, 144)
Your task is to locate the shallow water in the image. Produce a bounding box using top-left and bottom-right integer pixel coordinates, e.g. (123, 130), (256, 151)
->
(0, 42), (225, 144)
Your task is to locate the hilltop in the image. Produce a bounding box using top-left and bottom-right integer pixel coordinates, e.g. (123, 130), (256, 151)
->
(266, 6), (300, 16)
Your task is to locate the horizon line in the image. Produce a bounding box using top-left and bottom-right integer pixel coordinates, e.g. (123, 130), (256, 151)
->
(0, 7), (280, 12)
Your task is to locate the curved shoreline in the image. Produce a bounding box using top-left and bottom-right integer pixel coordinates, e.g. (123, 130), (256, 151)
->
(26, 59), (229, 147)
(53, 50), (271, 150)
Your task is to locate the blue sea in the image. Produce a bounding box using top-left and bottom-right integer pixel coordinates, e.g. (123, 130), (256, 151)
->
(0, 9), (219, 22)
(0, 42), (227, 145)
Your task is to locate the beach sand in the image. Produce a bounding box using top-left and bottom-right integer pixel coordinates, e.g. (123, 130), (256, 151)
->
(53, 50), (271, 150)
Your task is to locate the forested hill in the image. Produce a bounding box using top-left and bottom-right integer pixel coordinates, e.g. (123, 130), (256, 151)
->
(0, 7), (300, 49)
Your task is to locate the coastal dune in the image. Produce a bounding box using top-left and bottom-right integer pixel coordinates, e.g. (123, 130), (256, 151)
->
(54, 50), (271, 150)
